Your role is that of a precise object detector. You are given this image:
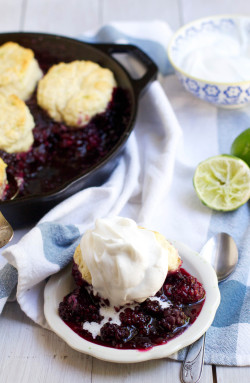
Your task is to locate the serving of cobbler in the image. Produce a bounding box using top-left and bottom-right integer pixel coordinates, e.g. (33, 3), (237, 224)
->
(59, 217), (206, 350)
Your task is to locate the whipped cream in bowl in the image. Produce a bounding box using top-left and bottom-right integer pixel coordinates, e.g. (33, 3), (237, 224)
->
(168, 15), (250, 108)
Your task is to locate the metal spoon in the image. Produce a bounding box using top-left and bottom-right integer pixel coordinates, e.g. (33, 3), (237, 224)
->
(180, 233), (238, 383)
(0, 211), (14, 248)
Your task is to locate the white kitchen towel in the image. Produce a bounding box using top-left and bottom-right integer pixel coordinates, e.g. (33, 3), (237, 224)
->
(0, 21), (249, 366)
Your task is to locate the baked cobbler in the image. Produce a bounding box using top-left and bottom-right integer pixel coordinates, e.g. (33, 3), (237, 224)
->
(0, 42), (131, 200)
(59, 217), (205, 350)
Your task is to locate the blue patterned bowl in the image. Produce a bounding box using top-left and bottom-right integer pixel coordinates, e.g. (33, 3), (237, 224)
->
(168, 15), (250, 108)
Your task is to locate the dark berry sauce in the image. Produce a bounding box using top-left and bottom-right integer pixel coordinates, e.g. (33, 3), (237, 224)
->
(0, 56), (131, 200)
(59, 263), (205, 350)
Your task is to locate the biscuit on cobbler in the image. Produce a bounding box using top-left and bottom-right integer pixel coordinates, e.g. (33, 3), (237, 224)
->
(37, 60), (117, 127)
(0, 94), (35, 153)
(74, 244), (92, 284)
(0, 158), (7, 199)
(73, 229), (181, 284)
(153, 231), (182, 272)
(0, 41), (43, 101)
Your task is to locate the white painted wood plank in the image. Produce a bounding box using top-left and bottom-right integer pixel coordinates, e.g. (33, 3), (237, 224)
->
(23, 0), (101, 36)
(92, 353), (213, 383)
(216, 366), (250, 383)
(102, 0), (181, 30)
(180, 0), (250, 24)
(0, 302), (92, 383)
(0, 0), (23, 31)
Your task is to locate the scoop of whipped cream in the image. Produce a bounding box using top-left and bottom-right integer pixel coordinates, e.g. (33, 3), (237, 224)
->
(80, 216), (169, 307)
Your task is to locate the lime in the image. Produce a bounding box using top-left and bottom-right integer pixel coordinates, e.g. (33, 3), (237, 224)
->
(231, 128), (250, 167)
(193, 155), (250, 211)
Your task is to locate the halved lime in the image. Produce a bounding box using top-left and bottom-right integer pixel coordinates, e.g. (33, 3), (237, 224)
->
(231, 128), (250, 167)
(193, 155), (250, 211)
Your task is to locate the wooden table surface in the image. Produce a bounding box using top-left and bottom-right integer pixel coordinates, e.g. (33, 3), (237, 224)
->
(0, 1), (250, 382)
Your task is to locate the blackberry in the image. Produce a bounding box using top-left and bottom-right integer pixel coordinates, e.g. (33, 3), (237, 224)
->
(141, 299), (163, 317)
(58, 287), (102, 323)
(120, 308), (150, 328)
(159, 307), (189, 332)
(72, 261), (88, 287)
(100, 323), (131, 344)
(164, 269), (205, 304)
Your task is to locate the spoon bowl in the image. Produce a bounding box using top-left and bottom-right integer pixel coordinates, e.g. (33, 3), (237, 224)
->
(200, 232), (238, 282)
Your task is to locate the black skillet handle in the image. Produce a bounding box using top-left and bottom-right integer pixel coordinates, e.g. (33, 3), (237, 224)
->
(95, 43), (158, 96)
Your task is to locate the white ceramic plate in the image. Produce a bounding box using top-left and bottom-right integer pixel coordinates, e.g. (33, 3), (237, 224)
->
(44, 240), (220, 363)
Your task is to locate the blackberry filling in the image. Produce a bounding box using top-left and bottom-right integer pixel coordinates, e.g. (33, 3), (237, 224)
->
(163, 268), (205, 305)
(59, 263), (205, 350)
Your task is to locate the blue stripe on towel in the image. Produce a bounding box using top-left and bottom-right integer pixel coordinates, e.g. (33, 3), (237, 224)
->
(240, 287), (250, 323)
(39, 223), (81, 268)
(0, 264), (17, 299)
(212, 281), (246, 327)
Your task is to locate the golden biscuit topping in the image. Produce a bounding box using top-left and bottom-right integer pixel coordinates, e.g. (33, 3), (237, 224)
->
(73, 245), (92, 284)
(0, 42), (34, 85)
(0, 157), (7, 199)
(0, 94), (35, 153)
(37, 60), (117, 127)
(0, 41), (43, 101)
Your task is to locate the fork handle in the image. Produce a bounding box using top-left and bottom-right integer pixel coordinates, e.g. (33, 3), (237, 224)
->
(180, 333), (206, 383)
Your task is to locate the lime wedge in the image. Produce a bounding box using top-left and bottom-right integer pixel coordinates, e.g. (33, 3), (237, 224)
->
(193, 155), (250, 211)
(231, 128), (250, 167)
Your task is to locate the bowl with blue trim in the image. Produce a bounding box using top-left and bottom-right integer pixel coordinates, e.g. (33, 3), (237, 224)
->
(168, 15), (250, 108)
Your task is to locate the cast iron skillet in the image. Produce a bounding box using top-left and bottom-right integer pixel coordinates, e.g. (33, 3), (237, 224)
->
(0, 32), (158, 228)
